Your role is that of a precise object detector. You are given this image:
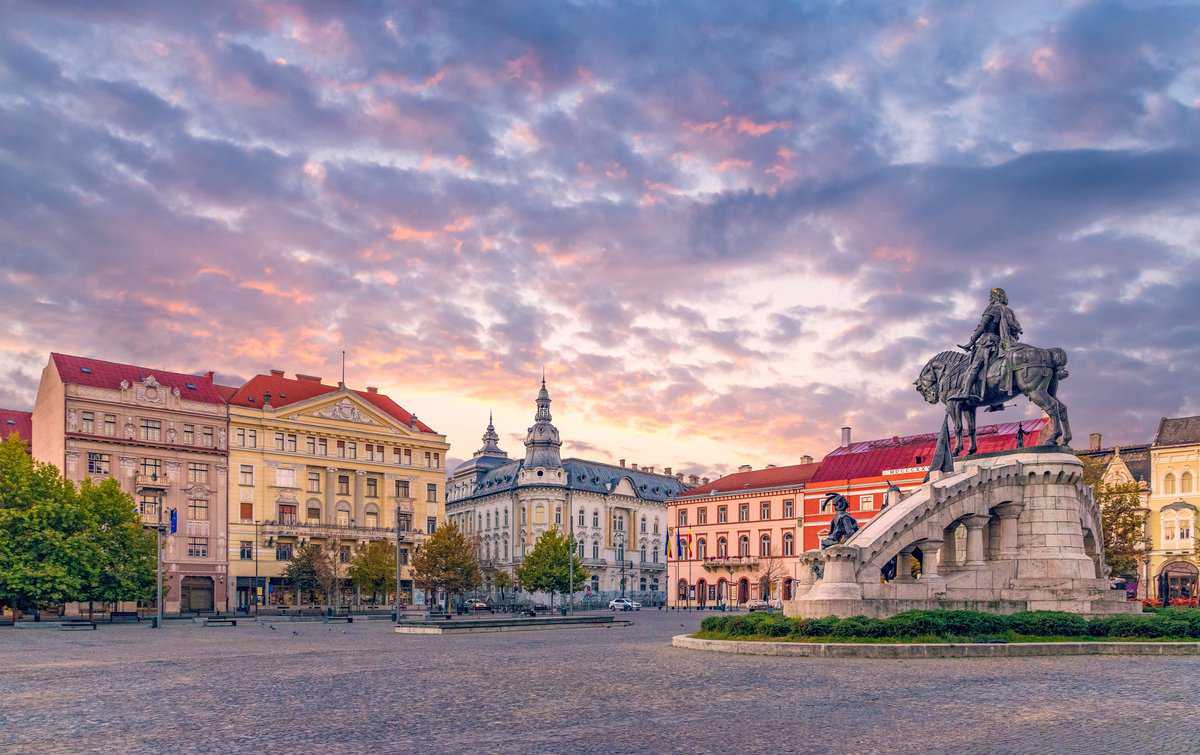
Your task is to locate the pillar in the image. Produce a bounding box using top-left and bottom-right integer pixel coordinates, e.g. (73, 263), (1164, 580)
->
(894, 547), (917, 582)
(920, 540), (944, 579)
(992, 502), (1024, 558)
(940, 525), (958, 568)
(963, 514), (990, 566)
(353, 470), (366, 525)
(325, 466), (337, 523)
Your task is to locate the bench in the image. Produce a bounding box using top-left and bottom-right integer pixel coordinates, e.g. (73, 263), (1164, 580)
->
(324, 615), (353, 624)
(110, 611), (142, 624)
(203, 617), (237, 627)
(61, 619), (97, 631)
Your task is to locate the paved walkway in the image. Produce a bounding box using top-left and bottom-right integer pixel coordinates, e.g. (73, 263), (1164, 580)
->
(1, 611), (1196, 754)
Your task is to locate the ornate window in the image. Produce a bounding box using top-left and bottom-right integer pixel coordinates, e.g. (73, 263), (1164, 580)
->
(717, 537), (727, 558)
(640, 516), (647, 533)
(760, 533), (771, 557)
(188, 498), (208, 521)
(678, 509), (688, 527)
(1183, 472), (1194, 494)
(592, 510), (599, 527)
(336, 502), (351, 527)
(306, 503), (321, 523)
(1165, 473), (1176, 495)
(738, 535), (750, 557)
(592, 541), (600, 560)
(783, 532), (795, 556)
(696, 537), (707, 559)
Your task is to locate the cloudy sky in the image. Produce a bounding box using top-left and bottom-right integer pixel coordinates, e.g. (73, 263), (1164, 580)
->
(2, 1), (1199, 476)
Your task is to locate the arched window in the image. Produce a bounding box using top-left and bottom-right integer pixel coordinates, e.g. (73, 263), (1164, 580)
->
(783, 532), (795, 556)
(677, 579), (688, 601)
(653, 518), (659, 534)
(760, 533), (771, 557)
(617, 544), (625, 563)
(717, 537), (728, 558)
(578, 508), (585, 526)
(640, 516), (647, 533)
(336, 502), (351, 527)
(578, 540), (584, 559)
(486, 511), (491, 530)
(640, 544), (646, 563)
(504, 510), (509, 527)
(1183, 472), (1194, 494)
(738, 535), (750, 557)
(521, 508), (527, 525)
(696, 537), (707, 560)
(306, 501), (321, 523)
(1165, 473), (1176, 495)
(592, 541), (600, 560)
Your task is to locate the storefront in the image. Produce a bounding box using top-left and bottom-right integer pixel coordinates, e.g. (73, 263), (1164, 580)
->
(1157, 561), (1199, 605)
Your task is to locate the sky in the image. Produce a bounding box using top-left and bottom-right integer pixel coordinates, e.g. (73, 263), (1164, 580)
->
(2, 1), (1199, 477)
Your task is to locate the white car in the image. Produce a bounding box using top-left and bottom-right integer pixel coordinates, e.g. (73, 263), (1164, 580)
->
(608, 598), (641, 611)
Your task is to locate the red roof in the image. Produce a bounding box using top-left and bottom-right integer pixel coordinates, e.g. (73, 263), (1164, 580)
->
(51, 353), (227, 405)
(809, 417), (1051, 484)
(678, 461), (821, 498)
(226, 372), (435, 433)
(0, 409), (32, 445)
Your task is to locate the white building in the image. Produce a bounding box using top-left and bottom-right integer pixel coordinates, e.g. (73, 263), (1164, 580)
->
(445, 380), (683, 602)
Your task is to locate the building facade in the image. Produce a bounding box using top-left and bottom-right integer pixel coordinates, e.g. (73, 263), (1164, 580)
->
(225, 371), (449, 611)
(667, 461), (819, 608)
(1077, 433), (1151, 595)
(1147, 416), (1200, 604)
(445, 380), (684, 602)
(802, 419), (1050, 552)
(31, 353), (230, 613)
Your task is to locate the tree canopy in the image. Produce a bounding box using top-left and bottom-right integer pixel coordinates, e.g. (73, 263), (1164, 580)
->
(0, 434), (154, 616)
(349, 540), (396, 604)
(1095, 482), (1147, 578)
(515, 529), (587, 605)
(411, 522), (480, 608)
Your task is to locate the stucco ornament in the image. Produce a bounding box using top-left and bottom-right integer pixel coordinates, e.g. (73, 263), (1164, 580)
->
(67, 408), (78, 432)
(316, 398), (370, 424)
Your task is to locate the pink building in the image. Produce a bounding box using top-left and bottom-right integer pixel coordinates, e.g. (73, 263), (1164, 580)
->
(667, 461), (820, 607)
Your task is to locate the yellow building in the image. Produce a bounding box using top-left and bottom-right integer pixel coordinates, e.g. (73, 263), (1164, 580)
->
(1148, 416), (1200, 603)
(226, 370), (449, 610)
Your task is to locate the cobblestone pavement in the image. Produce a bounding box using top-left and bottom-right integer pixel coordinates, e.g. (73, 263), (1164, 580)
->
(2, 611), (1198, 754)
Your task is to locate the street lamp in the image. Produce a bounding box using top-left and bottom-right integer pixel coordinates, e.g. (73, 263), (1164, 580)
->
(617, 532), (627, 599)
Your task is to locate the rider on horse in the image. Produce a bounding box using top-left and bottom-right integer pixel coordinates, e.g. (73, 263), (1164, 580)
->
(953, 287), (1022, 402)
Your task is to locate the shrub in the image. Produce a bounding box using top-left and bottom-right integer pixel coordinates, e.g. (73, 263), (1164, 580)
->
(1005, 611), (1089, 637)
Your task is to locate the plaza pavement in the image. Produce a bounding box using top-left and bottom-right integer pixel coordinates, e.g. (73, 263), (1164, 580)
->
(1, 610), (1196, 754)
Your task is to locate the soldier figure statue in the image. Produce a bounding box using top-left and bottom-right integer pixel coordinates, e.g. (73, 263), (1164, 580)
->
(954, 287), (1022, 402)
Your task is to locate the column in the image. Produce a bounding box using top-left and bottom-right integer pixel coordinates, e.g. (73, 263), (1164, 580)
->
(325, 467), (337, 523)
(353, 470), (366, 525)
(919, 539), (944, 579)
(992, 502), (1024, 558)
(963, 514), (990, 566)
(940, 526), (958, 569)
(894, 547), (917, 582)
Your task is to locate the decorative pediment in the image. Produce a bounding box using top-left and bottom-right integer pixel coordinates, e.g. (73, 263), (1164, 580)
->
(312, 397), (381, 425)
(612, 477), (638, 498)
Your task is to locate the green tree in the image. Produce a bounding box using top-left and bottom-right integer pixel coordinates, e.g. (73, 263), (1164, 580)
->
(493, 570), (513, 603)
(411, 522), (480, 611)
(76, 477), (156, 617)
(349, 540), (396, 605)
(1095, 482), (1146, 578)
(515, 530), (587, 607)
(284, 543), (328, 606)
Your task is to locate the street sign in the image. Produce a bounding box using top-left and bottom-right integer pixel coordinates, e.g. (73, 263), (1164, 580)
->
(169, 508), (177, 534)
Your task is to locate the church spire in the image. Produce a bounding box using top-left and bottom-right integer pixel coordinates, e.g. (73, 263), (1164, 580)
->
(474, 411), (507, 458)
(524, 376), (562, 469)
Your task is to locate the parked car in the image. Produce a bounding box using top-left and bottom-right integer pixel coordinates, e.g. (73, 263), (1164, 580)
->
(465, 599), (492, 612)
(608, 598), (641, 611)
(746, 599), (771, 612)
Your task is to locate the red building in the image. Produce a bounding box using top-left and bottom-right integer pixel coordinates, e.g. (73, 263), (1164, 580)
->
(0, 408), (32, 450)
(802, 418), (1050, 551)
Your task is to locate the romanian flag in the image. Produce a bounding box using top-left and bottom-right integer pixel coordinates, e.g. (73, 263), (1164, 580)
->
(676, 528), (684, 559)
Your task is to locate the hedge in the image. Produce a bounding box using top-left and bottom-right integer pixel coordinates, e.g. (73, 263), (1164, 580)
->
(697, 608), (1200, 641)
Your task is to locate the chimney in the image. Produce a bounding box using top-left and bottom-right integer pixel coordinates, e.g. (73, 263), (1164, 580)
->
(203, 370), (215, 382)
(738, 464), (752, 472)
(410, 413), (419, 430)
(664, 467), (672, 476)
(645, 465), (655, 474)
(630, 463), (638, 471)
(270, 369), (284, 377)
(841, 426), (852, 447)
(701, 477), (710, 485)
(800, 454), (813, 464)
(688, 474), (699, 485)
(296, 374), (322, 382)
(1089, 432), (1102, 451)
(676, 472), (684, 482)
(366, 386), (378, 394)
(619, 459), (625, 468)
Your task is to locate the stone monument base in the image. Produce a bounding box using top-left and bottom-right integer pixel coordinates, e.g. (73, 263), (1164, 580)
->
(785, 450), (1141, 620)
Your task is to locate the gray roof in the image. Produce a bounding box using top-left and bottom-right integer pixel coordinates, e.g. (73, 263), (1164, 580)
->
(455, 457), (685, 503)
(1155, 416), (1200, 447)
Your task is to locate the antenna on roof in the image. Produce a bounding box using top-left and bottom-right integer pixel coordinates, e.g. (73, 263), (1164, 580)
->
(341, 350), (346, 388)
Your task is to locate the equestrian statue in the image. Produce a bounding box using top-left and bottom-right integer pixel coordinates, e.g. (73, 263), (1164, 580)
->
(914, 287), (1071, 456)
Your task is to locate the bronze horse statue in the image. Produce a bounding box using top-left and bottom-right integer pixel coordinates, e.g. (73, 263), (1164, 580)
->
(914, 345), (1071, 456)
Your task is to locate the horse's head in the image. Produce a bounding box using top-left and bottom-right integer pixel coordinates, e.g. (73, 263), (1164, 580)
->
(914, 360), (940, 405)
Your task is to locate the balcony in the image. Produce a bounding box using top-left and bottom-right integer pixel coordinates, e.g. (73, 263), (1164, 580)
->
(135, 473), (168, 491)
(700, 556), (759, 571)
(259, 519), (421, 542)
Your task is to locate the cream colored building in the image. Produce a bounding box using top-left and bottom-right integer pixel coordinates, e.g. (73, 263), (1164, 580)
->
(1148, 417), (1200, 603)
(225, 371), (449, 610)
(31, 353), (230, 613)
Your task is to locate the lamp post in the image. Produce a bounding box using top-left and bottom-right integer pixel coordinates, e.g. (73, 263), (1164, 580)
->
(155, 487), (164, 628)
(394, 503), (402, 622)
(253, 520), (260, 615)
(617, 532), (627, 599)
(567, 521), (574, 615)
